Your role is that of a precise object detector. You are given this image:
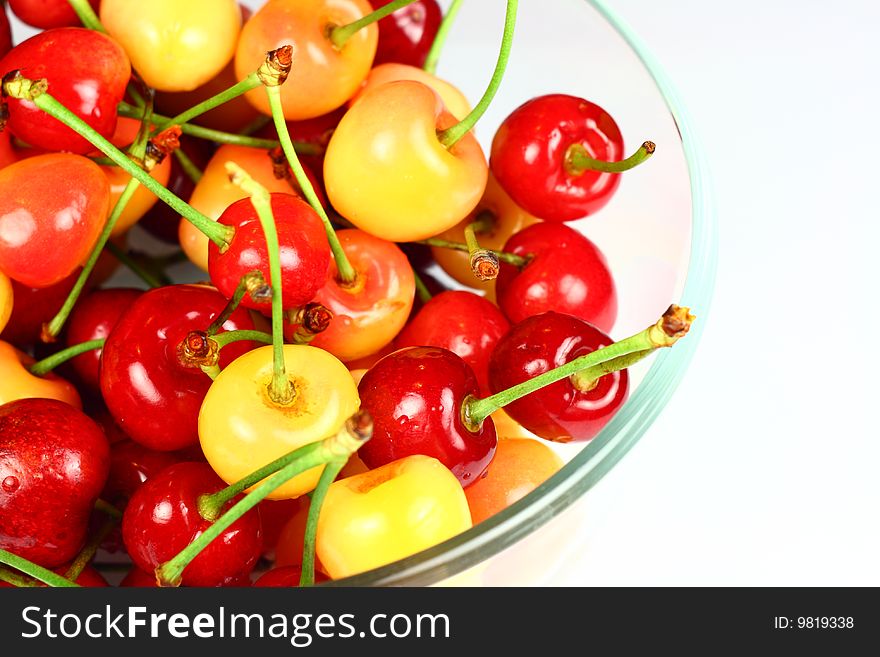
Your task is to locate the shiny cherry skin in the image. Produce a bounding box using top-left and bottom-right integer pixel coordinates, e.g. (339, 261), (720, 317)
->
(254, 566), (329, 587)
(209, 193), (331, 313)
(496, 222), (617, 333)
(358, 347), (497, 487)
(350, 62), (471, 120)
(0, 28), (131, 154)
(490, 94), (625, 222)
(0, 340), (81, 408)
(122, 462), (262, 587)
(304, 229), (415, 362)
(0, 398), (109, 567)
(66, 288), (143, 395)
(100, 284), (258, 451)
(488, 312), (628, 442)
(8, 0), (100, 29)
(0, 154), (110, 288)
(0, 269), (80, 348)
(370, 0), (441, 68)
(394, 290), (510, 396)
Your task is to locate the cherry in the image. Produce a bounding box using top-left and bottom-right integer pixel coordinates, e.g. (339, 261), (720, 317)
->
(0, 6), (11, 59)
(369, 0), (441, 68)
(208, 193), (331, 313)
(100, 284), (258, 451)
(0, 339), (81, 408)
(351, 62), (471, 120)
(358, 347), (497, 487)
(0, 28), (130, 154)
(66, 288), (143, 395)
(495, 221), (617, 333)
(0, 268), (80, 349)
(0, 398), (109, 568)
(8, 0), (101, 30)
(257, 498), (301, 558)
(102, 439), (182, 508)
(254, 565), (329, 587)
(394, 290), (510, 396)
(119, 565), (159, 587)
(122, 461), (262, 587)
(488, 312), (628, 442)
(491, 94), (652, 222)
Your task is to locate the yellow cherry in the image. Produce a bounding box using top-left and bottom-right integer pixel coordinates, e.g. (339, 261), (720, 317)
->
(0, 340), (81, 408)
(351, 63), (471, 120)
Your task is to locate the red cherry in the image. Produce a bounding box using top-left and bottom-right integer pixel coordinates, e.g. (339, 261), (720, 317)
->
(495, 222), (617, 333)
(209, 193), (331, 313)
(0, 28), (130, 154)
(254, 565), (329, 587)
(369, 0), (442, 69)
(102, 439), (181, 507)
(0, 6), (12, 59)
(358, 347), (497, 487)
(395, 290), (510, 396)
(0, 398), (110, 567)
(488, 312), (628, 442)
(0, 268), (81, 348)
(8, 0), (101, 30)
(119, 565), (158, 587)
(257, 498), (301, 558)
(122, 462), (262, 587)
(66, 288), (143, 394)
(100, 284), (258, 451)
(490, 94), (624, 222)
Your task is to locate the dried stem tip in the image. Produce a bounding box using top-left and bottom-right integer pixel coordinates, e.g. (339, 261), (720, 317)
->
(334, 410), (373, 456)
(144, 126), (182, 171)
(470, 249), (501, 281)
(258, 46), (294, 87)
(2, 72), (47, 101)
(177, 330), (219, 368)
(656, 305), (695, 343)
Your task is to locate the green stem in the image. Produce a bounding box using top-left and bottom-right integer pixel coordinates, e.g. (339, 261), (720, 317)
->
(0, 566), (37, 587)
(437, 0), (518, 148)
(463, 221), (499, 281)
(29, 339), (105, 376)
(1, 81), (233, 249)
(43, 177), (141, 340)
(565, 141), (656, 175)
(424, 0), (465, 74)
(329, 0), (419, 50)
(412, 271), (433, 304)
(67, 0), (105, 32)
(210, 329), (274, 350)
(95, 498), (123, 521)
(569, 348), (655, 392)
(226, 162), (292, 404)
(266, 86), (357, 285)
(0, 549), (79, 588)
(464, 306), (695, 427)
(64, 517), (116, 582)
(174, 148), (203, 185)
(157, 413), (372, 587)
(128, 91), (155, 161)
(105, 242), (167, 288)
(152, 73), (262, 134)
(205, 271), (267, 336)
(419, 236), (529, 267)
(299, 459), (345, 587)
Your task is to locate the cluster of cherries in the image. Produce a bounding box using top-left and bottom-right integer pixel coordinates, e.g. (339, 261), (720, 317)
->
(0, 0), (691, 588)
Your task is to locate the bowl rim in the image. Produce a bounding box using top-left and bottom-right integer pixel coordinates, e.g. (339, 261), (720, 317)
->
(328, 0), (718, 586)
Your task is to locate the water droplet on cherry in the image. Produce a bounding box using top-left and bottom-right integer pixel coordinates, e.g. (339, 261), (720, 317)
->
(2, 475), (20, 492)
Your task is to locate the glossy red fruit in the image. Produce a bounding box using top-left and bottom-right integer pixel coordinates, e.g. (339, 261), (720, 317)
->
(0, 6), (12, 59)
(395, 290), (510, 396)
(0, 398), (110, 567)
(8, 0), (101, 30)
(495, 222), (617, 333)
(66, 288), (143, 394)
(122, 462), (262, 587)
(369, 0), (441, 68)
(358, 347), (497, 487)
(209, 194), (331, 313)
(490, 94), (624, 222)
(0, 28), (131, 154)
(0, 269), (80, 348)
(254, 565), (329, 587)
(0, 154), (110, 288)
(100, 284), (258, 451)
(488, 312), (628, 442)
(102, 439), (181, 507)
(119, 565), (158, 587)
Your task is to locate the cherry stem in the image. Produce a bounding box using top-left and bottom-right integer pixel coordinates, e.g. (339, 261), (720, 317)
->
(152, 72), (262, 135)
(299, 459), (345, 587)
(209, 329), (273, 350)
(570, 348), (655, 392)
(63, 516), (116, 582)
(29, 339), (105, 376)
(286, 303), (333, 346)
(424, 0), (465, 75)
(565, 141), (656, 175)
(174, 148), (203, 185)
(1, 77), (233, 249)
(128, 90), (155, 161)
(464, 222), (500, 281)
(437, 0), (518, 148)
(329, 0), (419, 50)
(105, 242), (166, 288)
(67, 0), (105, 32)
(205, 271), (268, 336)
(0, 566), (37, 587)
(418, 236), (529, 268)
(42, 177), (142, 341)
(225, 161), (293, 404)
(0, 548), (79, 588)
(464, 305), (696, 427)
(412, 271), (433, 304)
(266, 85), (357, 286)
(159, 412), (372, 587)
(94, 498), (123, 521)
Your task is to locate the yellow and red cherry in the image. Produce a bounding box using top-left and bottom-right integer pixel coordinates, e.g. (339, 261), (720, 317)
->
(0, 272), (11, 334)
(180, 145), (294, 272)
(235, 0), (378, 121)
(199, 344), (360, 501)
(351, 63), (471, 120)
(101, 0), (242, 92)
(0, 398), (109, 568)
(369, 0), (441, 68)
(0, 28), (130, 154)
(394, 290), (510, 396)
(0, 153), (110, 288)
(324, 80), (487, 242)
(208, 193), (331, 312)
(488, 312), (628, 442)
(496, 222), (617, 333)
(0, 340), (81, 408)
(122, 461), (262, 587)
(100, 284), (258, 452)
(8, 0), (100, 30)
(302, 229), (414, 363)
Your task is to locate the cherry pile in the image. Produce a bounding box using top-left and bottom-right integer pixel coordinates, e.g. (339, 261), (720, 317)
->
(0, 0), (693, 588)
